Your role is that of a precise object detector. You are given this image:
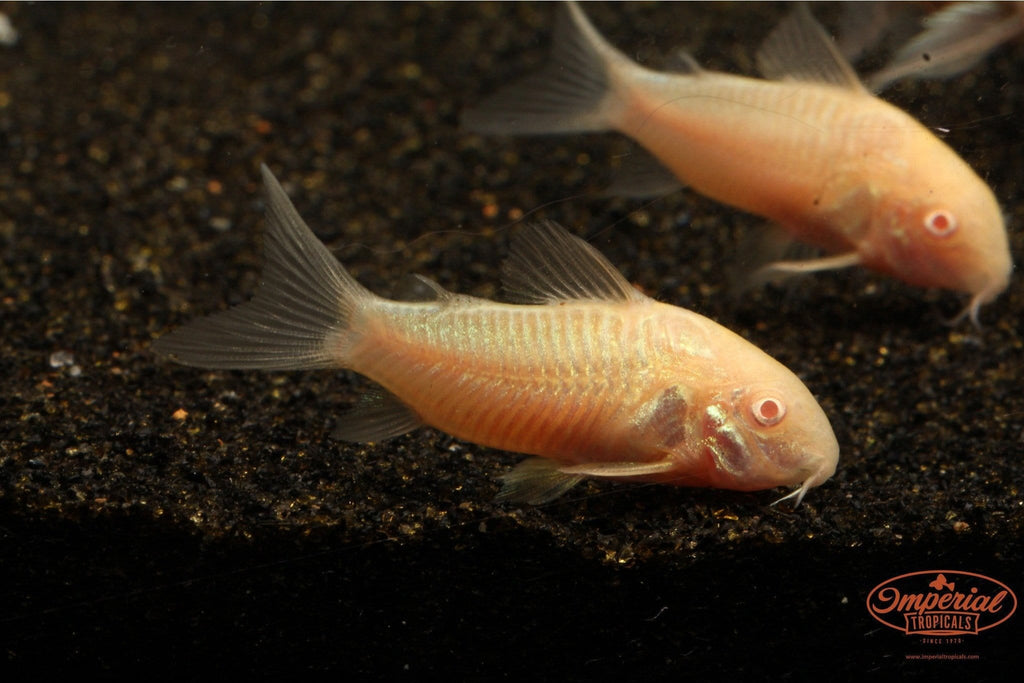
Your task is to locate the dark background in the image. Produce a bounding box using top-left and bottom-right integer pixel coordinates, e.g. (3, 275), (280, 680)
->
(2, 3), (1021, 679)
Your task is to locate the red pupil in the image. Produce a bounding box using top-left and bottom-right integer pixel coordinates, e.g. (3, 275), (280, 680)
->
(759, 400), (779, 419)
(931, 214), (949, 230)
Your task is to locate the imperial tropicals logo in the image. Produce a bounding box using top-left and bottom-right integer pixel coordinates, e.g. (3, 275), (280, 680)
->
(866, 570), (1017, 636)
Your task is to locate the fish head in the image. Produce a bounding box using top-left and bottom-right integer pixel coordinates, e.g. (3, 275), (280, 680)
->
(871, 166), (1011, 323)
(700, 377), (838, 503)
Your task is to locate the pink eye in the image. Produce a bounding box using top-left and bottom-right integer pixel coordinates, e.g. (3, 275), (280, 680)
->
(924, 209), (957, 238)
(751, 397), (786, 426)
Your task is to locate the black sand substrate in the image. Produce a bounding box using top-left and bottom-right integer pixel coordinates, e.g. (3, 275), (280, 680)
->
(1, 3), (1022, 679)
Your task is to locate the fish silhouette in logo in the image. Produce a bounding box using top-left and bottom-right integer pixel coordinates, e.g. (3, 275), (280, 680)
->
(929, 574), (956, 592)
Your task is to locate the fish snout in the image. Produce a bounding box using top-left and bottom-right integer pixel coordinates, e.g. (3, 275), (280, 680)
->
(771, 448), (838, 507)
(946, 205), (1012, 318)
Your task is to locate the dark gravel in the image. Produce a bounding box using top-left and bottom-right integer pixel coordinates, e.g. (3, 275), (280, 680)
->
(1, 2), (1022, 678)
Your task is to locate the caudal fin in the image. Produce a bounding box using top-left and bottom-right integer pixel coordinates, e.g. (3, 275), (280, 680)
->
(152, 165), (375, 370)
(461, 1), (632, 136)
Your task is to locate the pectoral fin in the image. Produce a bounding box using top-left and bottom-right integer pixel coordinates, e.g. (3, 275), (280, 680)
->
(751, 251), (862, 286)
(558, 459), (678, 479)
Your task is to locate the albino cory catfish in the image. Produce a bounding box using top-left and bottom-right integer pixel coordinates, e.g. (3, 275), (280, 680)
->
(463, 3), (1012, 326)
(154, 166), (838, 506)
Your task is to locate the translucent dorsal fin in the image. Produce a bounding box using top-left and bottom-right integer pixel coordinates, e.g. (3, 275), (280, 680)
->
(501, 221), (645, 305)
(757, 4), (866, 92)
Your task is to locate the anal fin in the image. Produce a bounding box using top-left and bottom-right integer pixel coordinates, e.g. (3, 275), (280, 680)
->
(606, 147), (685, 199)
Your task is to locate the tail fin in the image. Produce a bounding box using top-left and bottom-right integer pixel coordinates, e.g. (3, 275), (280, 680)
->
(461, 1), (633, 135)
(152, 165), (375, 370)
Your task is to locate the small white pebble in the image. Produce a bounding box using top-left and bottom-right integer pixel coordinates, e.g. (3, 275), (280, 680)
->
(210, 216), (233, 232)
(49, 350), (83, 377)
(166, 175), (189, 192)
(49, 350), (75, 368)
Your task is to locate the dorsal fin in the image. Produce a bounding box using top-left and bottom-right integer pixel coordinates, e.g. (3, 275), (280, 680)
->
(757, 4), (866, 92)
(501, 221), (645, 305)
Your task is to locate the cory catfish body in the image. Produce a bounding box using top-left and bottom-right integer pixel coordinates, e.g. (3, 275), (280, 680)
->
(463, 3), (1012, 325)
(155, 166), (838, 505)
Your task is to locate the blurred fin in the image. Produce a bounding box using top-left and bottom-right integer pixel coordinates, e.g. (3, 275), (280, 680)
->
(664, 48), (705, 75)
(837, 1), (897, 62)
(866, 2), (1022, 92)
(757, 4), (866, 92)
(606, 147), (684, 198)
(461, 1), (632, 136)
(728, 225), (804, 296)
(751, 251), (862, 287)
(333, 387), (423, 443)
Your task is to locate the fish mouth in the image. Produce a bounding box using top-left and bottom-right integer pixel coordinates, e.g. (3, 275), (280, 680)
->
(950, 274), (1011, 329)
(770, 460), (835, 508)
(770, 480), (812, 508)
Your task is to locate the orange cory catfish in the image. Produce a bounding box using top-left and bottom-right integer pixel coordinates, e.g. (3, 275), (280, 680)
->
(463, 3), (1012, 326)
(154, 166), (839, 506)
